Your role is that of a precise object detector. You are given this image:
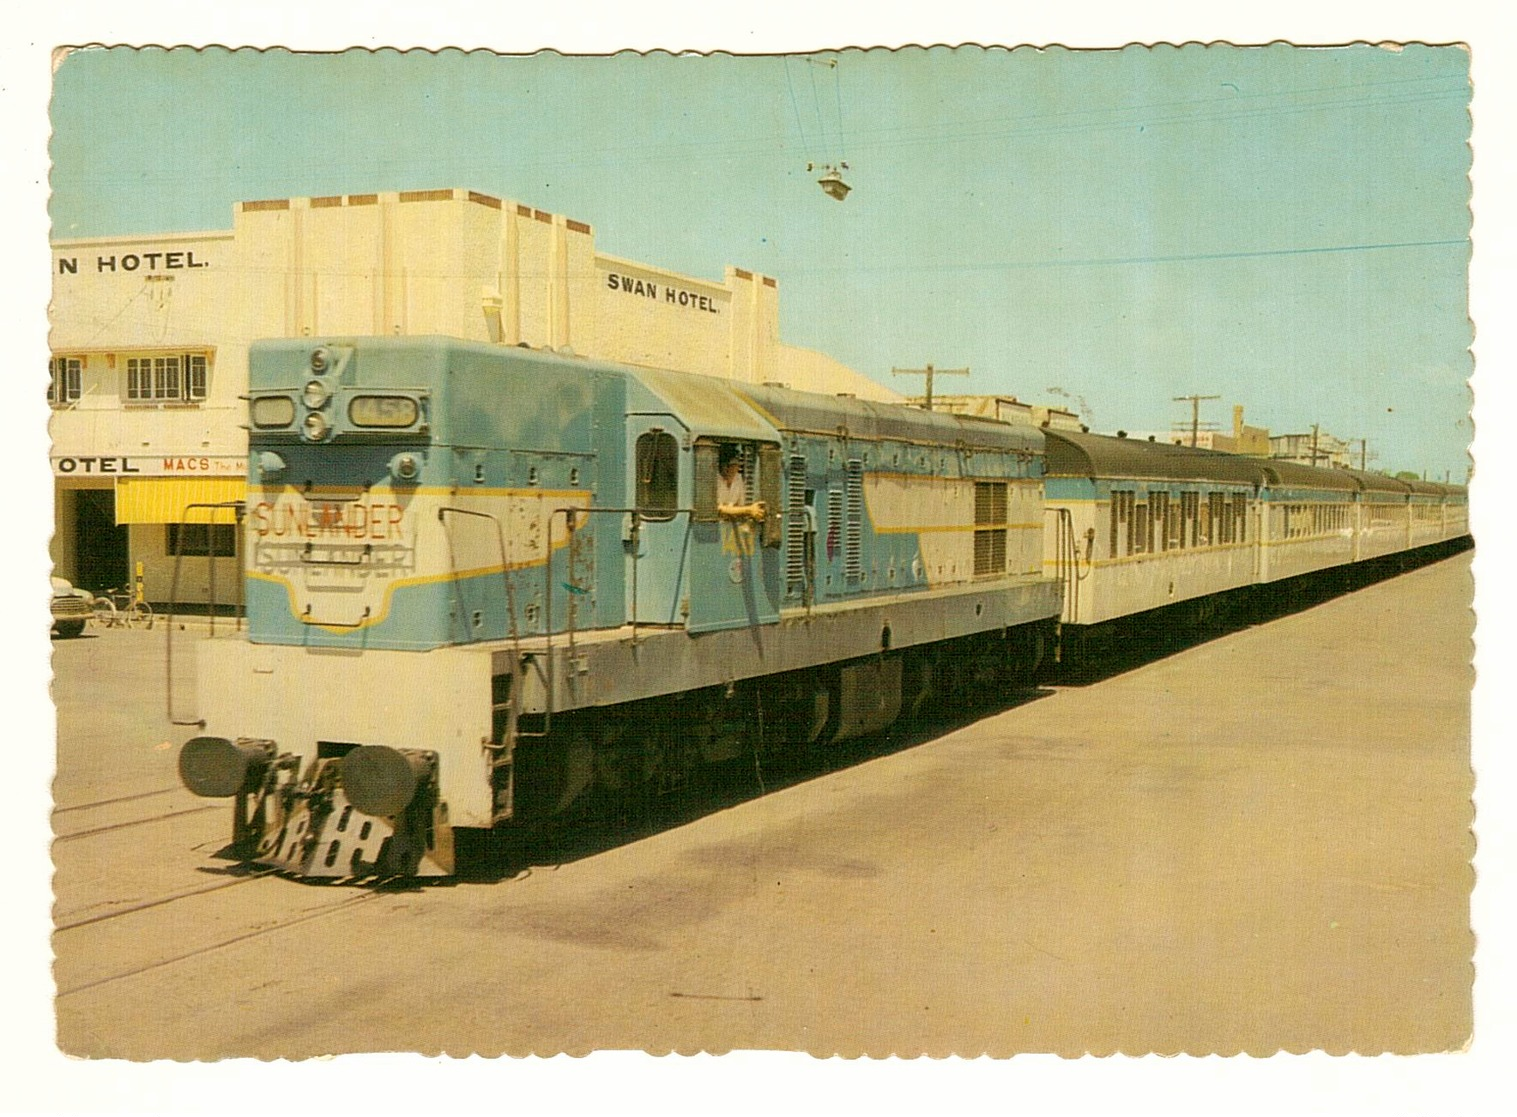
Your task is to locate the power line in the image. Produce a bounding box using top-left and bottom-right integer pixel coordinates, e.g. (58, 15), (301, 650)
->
(763, 236), (1468, 276)
(50, 235), (1462, 284)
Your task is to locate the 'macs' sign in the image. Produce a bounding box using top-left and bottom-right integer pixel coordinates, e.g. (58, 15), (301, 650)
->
(51, 455), (247, 476)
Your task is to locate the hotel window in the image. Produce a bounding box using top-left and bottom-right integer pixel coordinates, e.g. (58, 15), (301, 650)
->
(48, 356), (83, 404)
(126, 353), (209, 403)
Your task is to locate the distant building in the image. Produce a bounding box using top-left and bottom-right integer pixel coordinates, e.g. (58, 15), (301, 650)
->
(1150, 405), (1272, 455)
(920, 394), (1084, 431)
(1270, 429), (1352, 468)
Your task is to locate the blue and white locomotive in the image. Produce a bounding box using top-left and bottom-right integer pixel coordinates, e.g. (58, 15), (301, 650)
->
(179, 337), (1062, 877)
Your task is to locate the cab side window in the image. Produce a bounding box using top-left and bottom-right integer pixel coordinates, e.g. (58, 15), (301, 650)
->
(635, 432), (680, 521)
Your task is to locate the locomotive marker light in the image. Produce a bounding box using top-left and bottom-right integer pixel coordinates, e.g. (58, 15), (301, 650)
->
(179, 736), (278, 798)
(302, 379), (331, 410)
(340, 745), (437, 818)
(309, 346), (332, 374)
(302, 411), (330, 441)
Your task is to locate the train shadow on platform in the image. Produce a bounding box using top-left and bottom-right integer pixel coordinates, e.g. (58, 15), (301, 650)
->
(1050, 537), (1470, 688)
(429, 537), (1470, 886)
(450, 685), (1059, 884)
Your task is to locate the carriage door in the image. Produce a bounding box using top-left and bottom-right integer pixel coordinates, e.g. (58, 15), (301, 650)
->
(687, 439), (783, 634)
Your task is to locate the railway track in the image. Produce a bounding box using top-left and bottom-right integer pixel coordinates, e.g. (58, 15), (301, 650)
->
(53, 782), (224, 843)
(56, 884), (386, 998)
(53, 785), (182, 815)
(53, 802), (225, 844)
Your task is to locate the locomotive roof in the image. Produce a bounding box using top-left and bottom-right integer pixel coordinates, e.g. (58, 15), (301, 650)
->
(733, 382), (1044, 454)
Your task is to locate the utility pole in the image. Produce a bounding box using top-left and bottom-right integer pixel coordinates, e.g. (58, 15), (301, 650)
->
(894, 363), (969, 411)
(1350, 438), (1369, 471)
(1173, 394), (1221, 447)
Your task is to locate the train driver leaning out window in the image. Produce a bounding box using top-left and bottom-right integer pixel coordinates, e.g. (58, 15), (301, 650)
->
(716, 442), (766, 523)
(717, 443), (746, 506)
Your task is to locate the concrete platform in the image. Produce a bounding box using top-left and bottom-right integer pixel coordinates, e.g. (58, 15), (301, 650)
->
(52, 554), (1473, 1058)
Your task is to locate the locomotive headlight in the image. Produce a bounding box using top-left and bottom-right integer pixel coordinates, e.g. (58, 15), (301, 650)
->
(302, 379), (331, 409)
(250, 395), (296, 428)
(303, 411), (330, 441)
(310, 346), (332, 375)
(389, 451), (424, 483)
(341, 746), (435, 818)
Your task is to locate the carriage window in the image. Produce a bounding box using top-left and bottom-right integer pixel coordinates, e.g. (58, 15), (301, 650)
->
(1110, 490), (1134, 557)
(1151, 492), (1170, 551)
(1132, 498), (1149, 555)
(1207, 492), (1228, 544)
(1179, 491), (1199, 549)
(635, 431), (680, 521)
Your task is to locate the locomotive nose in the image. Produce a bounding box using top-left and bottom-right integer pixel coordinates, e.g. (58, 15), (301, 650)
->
(179, 736), (277, 798)
(340, 745), (436, 817)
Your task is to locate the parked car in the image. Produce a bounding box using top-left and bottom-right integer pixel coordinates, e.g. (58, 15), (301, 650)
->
(51, 576), (92, 638)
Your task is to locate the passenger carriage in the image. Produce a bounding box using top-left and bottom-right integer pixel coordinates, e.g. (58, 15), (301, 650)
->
(1041, 430), (1265, 626)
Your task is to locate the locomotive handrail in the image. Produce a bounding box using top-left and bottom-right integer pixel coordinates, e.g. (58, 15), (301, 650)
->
(540, 504), (695, 728)
(166, 500), (244, 728)
(301, 480), (367, 502)
(298, 604), (372, 628)
(301, 541), (373, 566)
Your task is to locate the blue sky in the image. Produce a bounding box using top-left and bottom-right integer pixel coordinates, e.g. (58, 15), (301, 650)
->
(50, 43), (1472, 478)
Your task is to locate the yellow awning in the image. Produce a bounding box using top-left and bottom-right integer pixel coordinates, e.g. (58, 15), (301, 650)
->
(115, 477), (244, 524)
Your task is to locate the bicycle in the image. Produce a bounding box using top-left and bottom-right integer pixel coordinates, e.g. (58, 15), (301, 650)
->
(90, 587), (154, 630)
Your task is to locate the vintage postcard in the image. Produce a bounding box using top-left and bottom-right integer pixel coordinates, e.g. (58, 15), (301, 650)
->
(17, 15), (1510, 1109)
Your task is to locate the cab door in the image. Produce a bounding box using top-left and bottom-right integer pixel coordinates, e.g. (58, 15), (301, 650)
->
(627, 422), (691, 626)
(687, 439), (783, 634)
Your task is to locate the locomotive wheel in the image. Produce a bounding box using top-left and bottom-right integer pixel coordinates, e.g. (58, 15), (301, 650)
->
(510, 717), (596, 822)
